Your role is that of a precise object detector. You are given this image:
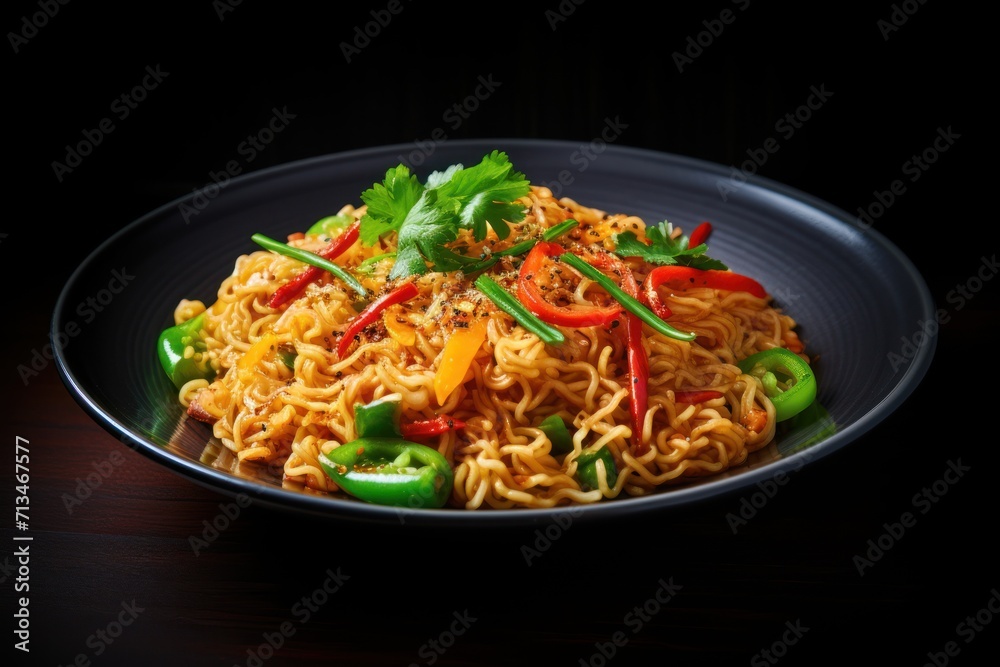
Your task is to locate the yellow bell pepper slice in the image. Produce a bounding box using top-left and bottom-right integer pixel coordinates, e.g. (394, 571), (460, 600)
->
(237, 331), (278, 384)
(434, 318), (488, 405)
(383, 308), (417, 347)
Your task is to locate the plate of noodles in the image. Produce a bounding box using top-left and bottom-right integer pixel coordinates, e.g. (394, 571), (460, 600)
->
(53, 139), (935, 526)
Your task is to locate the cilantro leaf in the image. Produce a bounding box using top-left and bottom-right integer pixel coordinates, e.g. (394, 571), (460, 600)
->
(359, 165), (424, 246)
(613, 221), (729, 270)
(388, 189), (462, 280)
(359, 151), (532, 280)
(435, 151), (530, 241)
(425, 164), (462, 189)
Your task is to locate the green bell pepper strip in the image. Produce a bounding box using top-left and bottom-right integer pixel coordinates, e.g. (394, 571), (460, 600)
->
(576, 444), (617, 492)
(737, 347), (817, 422)
(318, 438), (454, 508)
(356, 396), (466, 441)
(157, 312), (216, 389)
(538, 414), (573, 455)
(354, 397), (403, 439)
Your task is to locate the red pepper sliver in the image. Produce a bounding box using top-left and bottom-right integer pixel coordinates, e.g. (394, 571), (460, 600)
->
(687, 221), (712, 248)
(400, 416), (466, 439)
(337, 281), (419, 359)
(517, 242), (622, 328)
(643, 265), (767, 300)
(643, 282), (674, 321)
(625, 310), (649, 455)
(590, 252), (649, 456)
(268, 221), (361, 309)
(674, 390), (724, 404)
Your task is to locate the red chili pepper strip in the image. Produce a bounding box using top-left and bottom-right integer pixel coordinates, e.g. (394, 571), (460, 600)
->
(400, 416), (467, 439)
(590, 252), (649, 456)
(337, 280), (418, 358)
(517, 242), (622, 328)
(643, 265), (768, 304)
(624, 297), (649, 455)
(268, 221), (361, 309)
(674, 390), (724, 404)
(643, 282), (674, 321)
(687, 221), (712, 248)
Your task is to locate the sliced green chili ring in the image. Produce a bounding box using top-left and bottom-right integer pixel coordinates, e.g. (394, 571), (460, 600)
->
(251, 233), (367, 298)
(542, 219), (579, 241)
(737, 347), (817, 422)
(354, 396), (402, 439)
(157, 312), (216, 389)
(474, 274), (565, 345)
(538, 414), (573, 455)
(318, 437), (453, 508)
(576, 444), (617, 492)
(306, 214), (354, 238)
(559, 252), (697, 342)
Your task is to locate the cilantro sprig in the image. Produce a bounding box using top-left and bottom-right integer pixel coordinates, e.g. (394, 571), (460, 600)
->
(359, 151), (531, 280)
(613, 220), (728, 270)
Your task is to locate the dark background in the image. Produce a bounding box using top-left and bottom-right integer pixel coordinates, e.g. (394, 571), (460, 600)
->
(5, 1), (996, 666)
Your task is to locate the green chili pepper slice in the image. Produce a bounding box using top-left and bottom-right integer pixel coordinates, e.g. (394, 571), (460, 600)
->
(538, 414), (573, 455)
(318, 438), (454, 508)
(576, 444), (617, 492)
(157, 312), (216, 389)
(353, 397), (403, 439)
(737, 347), (817, 422)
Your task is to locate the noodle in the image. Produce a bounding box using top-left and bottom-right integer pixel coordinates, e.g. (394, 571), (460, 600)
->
(171, 184), (810, 510)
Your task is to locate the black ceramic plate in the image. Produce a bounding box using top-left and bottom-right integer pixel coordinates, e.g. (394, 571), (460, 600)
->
(53, 139), (935, 526)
